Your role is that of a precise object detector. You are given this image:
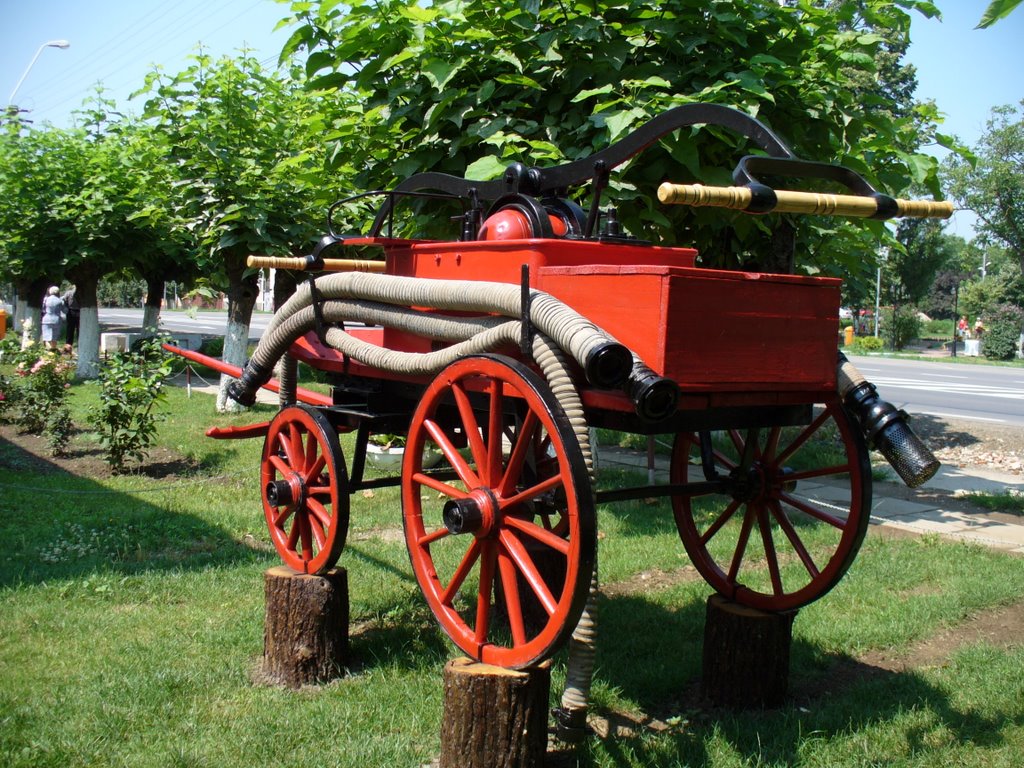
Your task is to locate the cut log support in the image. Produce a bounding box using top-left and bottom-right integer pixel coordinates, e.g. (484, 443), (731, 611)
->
(440, 657), (550, 768)
(262, 565), (349, 688)
(701, 594), (796, 709)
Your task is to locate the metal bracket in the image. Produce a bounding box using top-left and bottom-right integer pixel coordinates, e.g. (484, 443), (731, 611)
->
(519, 264), (533, 357)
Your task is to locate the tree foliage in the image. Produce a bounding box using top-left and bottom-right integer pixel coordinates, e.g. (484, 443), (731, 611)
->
(282, 0), (949, 280)
(135, 53), (325, 408)
(946, 102), (1024, 275)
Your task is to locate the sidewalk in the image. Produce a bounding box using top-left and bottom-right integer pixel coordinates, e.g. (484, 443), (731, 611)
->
(595, 445), (1024, 555)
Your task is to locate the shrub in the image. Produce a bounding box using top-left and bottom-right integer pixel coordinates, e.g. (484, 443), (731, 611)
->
(882, 304), (922, 351)
(199, 337), (224, 358)
(982, 303), (1024, 361)
(849, 335), (885, 353)
(90, 335), (174, 473)
(11, 351), (76, 455)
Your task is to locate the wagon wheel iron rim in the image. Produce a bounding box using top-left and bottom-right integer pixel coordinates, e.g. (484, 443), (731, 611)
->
(402, 354), (596, 669)
(261, 404), (349, 574)
(669, 397), (870, 612)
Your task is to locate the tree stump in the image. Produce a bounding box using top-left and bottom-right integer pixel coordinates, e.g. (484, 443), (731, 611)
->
(262, 565), (349, 688)
(701, 594), (796, 709)
(440, 657), (550, 768)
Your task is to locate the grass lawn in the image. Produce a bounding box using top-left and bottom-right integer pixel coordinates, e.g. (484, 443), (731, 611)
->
(2, 382), (1023, 767)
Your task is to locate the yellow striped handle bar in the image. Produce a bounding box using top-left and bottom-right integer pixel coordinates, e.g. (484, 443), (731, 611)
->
(247, 255), (386, 272)
(657, 183), (954, 220)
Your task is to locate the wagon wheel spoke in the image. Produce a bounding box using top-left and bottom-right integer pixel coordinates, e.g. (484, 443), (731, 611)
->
(500, 530), (557, 616)
(768, 499), (820, 579)
(497, 550), (527, 646)
(727, 505), (756, 583)
(503, 515), (571, 555)
(412, 471), (469, 500)
(440, 538), (483, 607)
(699, 497), (743, 545)
(425, 418), (479, 488)
(499, 473), (564, 514)
(755, 503), (784, 597)
(486, 381), (504, 487)
(475, 540), (498, 645)
(452, 382), (487, 474)
(498, 409), (540, 497)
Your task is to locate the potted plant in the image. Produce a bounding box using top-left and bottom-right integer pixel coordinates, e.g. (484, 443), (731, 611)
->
(366, 433), (442, 470)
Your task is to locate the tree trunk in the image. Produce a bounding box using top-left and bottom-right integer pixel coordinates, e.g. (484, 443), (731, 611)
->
(440, 658), (550, 768)
(72, 277), (101, 379)
(216, 268), (258, 413)
(262, 566), (349, 688)
(142, 274), (164, 333)
(700, 594), (796, 709)
(14, 277), (47, 344)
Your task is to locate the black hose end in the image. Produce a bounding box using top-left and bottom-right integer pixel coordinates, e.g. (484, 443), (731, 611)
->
(226, 359), (274, 407)
(874, 419), (941, 489)
(844, 382), (940, 488)
(552, 706), (589, 744)
(628, 369), (680, 423)
(584, 342), (632, 389)
(226, 379), (257, 407)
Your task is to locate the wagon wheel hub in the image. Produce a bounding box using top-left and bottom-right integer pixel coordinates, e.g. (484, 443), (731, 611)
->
(728, 464), (768, 503)
(443, 488), (500, 536)
(265, 471), (306, 508)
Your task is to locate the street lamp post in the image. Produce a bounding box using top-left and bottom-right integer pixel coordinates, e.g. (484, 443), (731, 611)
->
(8, 39), (71, 106)
(951, 283), (959, 358)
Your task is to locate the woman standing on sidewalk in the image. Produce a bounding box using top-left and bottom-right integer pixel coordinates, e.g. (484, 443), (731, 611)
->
(41, 286), (64, 351)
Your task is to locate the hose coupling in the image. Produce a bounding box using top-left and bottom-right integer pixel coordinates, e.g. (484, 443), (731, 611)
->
(627, 363), (680, 423)
(552, 706), (590, 744)
(583, 341), (633, 390)
(226, 360), (274, 407)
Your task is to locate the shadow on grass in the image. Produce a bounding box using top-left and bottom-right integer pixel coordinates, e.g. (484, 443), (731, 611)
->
(0, 436), (268, 589)
(568, 588), (1024, 766)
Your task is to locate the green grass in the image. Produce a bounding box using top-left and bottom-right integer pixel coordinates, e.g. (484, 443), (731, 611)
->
(964, 491), (1024, 516)
(3, 381), (1024, 767)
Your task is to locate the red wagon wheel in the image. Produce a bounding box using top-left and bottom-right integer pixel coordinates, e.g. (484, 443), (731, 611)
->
(402, 355), (596, 669)
(261, 405), (349, 574)
(670, 396), (870, 612)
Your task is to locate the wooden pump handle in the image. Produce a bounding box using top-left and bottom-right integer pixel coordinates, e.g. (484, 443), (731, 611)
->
(657, 183), (954, 220)
(247, 255), (386, 272)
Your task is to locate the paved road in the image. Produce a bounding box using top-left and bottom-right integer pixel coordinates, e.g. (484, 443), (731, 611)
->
(847, 354), (1024, 428)
(99, 310), (1023, 426)
(99, 308), (272, 341)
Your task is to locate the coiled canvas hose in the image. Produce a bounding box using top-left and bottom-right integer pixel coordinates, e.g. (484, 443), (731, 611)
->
(239, 272), (604, 732)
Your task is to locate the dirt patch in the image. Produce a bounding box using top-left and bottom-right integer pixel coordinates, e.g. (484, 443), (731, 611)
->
(0, 423), (201, 480)
(601, 565), (703, 597)
(859, 601), (1024, 673)
(911, 414), (1024, 477)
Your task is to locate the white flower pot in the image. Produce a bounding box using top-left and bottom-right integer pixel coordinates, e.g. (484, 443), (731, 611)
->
(366, 443), (442, 471)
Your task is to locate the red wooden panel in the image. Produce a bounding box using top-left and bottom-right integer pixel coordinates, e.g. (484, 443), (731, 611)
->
(538, 264), (839, 392)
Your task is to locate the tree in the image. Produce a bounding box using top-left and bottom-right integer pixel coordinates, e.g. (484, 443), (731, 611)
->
(887, 217), (957, 306)
(281, 0), (950, 284)
(136, 53), (326, 410)
(0, 114), (87, 340)
(946, 102), (1024, 276)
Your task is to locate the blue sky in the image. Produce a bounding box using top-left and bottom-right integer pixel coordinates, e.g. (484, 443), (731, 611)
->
(2, 1), (1020, 236)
